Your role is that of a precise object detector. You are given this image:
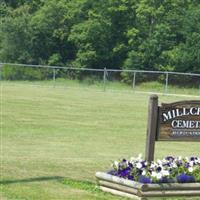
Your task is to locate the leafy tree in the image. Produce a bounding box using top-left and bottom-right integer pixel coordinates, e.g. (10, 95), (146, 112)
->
(0, 0), (200, 78)
(0, 5), (32, 63)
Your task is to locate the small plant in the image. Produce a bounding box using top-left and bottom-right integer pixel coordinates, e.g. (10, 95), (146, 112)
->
(108, 154), (200, 184)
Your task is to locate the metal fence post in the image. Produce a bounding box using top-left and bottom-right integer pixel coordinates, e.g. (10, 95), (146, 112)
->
(165, 72), (169, 94)
(53, 68), (56, 87)
(0, 65), (2, 81)
(132, 71), (136, 90)
(198, 84), (199, 95)
(103, 67), (107, 92)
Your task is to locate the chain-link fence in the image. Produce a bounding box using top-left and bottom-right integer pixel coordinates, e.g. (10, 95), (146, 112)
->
(1, 63), (200, 96)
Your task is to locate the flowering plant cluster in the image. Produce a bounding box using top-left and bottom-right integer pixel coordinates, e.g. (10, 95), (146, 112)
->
(108, 154), (200, 184)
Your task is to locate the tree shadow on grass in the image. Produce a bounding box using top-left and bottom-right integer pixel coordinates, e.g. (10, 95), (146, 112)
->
(0, 176), (64, 185)
(0, 177), (125, 199)
(0, 176), (98, 193)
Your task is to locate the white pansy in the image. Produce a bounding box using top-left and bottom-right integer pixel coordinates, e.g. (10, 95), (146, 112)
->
(188, 167), (193, 173)
(157, 159), (162, 165)
(189, 161), (194, 167)
(161, 170), (169, 176)
(156, 173), (162, 179)
(150, 163), (156, 168)
(142, 171), (146, 176)
(151, 171), (157, 177)
(136, 162), (142, 169)
(172, 163), (177, 168)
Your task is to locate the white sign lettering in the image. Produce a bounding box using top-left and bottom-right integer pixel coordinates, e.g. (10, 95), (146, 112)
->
(162, 107), (200, 122)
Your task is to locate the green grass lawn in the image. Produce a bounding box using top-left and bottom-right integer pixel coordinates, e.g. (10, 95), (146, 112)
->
(3, 78), (200, 97)
(1, 82), (199, 200)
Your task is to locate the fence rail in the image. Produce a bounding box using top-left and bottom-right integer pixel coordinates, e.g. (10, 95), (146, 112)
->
(0, 63), (200, 96)
(1, 62), (200, 76)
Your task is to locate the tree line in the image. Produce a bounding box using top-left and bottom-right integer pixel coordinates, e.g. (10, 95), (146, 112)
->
(1, 0), (200, 75)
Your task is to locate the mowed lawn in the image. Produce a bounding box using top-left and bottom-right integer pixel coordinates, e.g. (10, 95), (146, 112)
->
(1, 82), (199, 200)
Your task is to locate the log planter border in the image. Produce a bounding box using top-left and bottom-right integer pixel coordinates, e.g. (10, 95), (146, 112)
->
(96, 172), (200, 200)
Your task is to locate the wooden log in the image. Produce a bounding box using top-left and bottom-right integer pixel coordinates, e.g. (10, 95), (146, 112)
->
(98, 180), (139, 195)
(139, 190), (200, 197)
(99, 186), (144, 200)
(100, 185), (200, 199)
(143, 182), (200, 191)
(96, 172), (144, 190)
(99, 185), (200, 199)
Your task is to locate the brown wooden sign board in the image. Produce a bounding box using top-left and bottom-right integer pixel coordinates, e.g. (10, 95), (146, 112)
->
(145, 95), (200, 162)
(157, 100), (200, 141)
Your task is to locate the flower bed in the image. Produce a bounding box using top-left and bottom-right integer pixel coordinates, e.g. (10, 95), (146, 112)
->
(96, 155), (200, 199)
(108, 155), (200, 184)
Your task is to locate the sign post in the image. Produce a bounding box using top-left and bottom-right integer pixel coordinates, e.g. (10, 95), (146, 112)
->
(145, 95), (158, 162)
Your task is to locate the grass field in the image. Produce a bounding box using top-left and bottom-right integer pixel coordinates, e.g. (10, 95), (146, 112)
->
(2, 78), (200, 96)
(1, 82), (199, 200)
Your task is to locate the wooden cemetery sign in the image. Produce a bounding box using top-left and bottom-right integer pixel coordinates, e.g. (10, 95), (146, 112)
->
(96, 95), (200, 199)
(145, 95), (200, 162)
(158, 100), (200, 141)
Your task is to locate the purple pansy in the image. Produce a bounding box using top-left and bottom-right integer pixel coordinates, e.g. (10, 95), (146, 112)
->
(177, 174), (195, 183)
(138, 175), (152, 184)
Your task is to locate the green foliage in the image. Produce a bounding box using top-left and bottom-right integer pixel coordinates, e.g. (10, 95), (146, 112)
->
(0, 0), (200, 81)
(48, 53), (62, 66)
(2, 65), (52, 80)
(0, 4), (32, 63)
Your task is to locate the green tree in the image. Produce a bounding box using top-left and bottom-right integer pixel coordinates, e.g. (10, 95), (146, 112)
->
(1, 0), (200, 77)
(0, 5), (32, 63)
